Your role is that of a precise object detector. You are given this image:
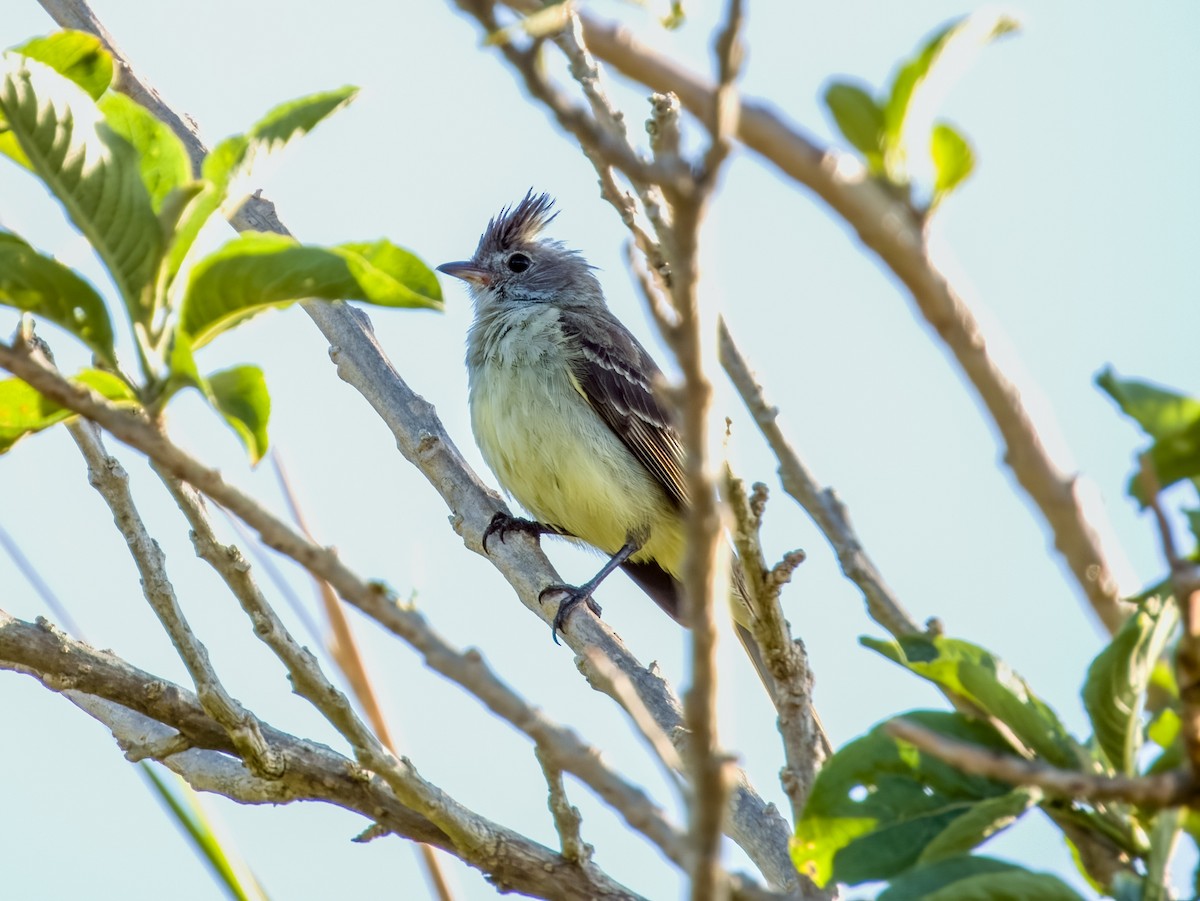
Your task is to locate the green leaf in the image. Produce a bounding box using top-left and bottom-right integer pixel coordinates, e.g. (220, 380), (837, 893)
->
(180, 232), (441, 348)
(162, 88), (355, 290)
(930, 122), (974, 206)
(824, 81), (886, 169)
(138, 763), (272, 901)
(166, 328), (201, 391)
(337, 239), (443, 308)
(249, 86), (357, 148)
(878, 855), (1086, 901)
(862, 634), (1082, 769)
(1096, 368), (1200, 503)
(882, 12), (1019, 179)
(0, 127), (32, 169)
(918, 789), (1040, 865)
(0, 55), (161, 326)
(205, 365), (270, 465)
(0, 230), (116, 365)
(1187, 509), (1200, 546)
(792, 711), (1022, 887)
(1097, 367), (1200, 440)
(0, 369), (134, 452)
(162, 135), (249, 289)
(1082, 594), (1179, 773)
(11, 30), (112, 99)
(98, 92), (191, 213)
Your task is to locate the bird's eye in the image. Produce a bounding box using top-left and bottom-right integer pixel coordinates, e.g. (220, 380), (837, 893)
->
(506, 252), (532, 273)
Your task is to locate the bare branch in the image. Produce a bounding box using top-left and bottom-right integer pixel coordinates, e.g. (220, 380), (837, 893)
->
(535, 745), (593, 866)
(886, 718), (1196, 808)
(0, 610), (648, 901)
(66, 418), (283, 778)
(718, 321), (921, 638)
(725, 470), (826, 824)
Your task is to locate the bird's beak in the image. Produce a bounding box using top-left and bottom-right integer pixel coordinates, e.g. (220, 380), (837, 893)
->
(436, 261), (491, 286)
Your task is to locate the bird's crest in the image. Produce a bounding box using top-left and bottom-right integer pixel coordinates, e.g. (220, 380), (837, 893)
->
(476, 190), (558, 257)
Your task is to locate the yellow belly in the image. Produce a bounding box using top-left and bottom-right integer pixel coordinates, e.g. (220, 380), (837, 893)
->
(470, 353), (684, 575)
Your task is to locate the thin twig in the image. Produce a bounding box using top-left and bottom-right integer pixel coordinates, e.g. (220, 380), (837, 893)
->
(535, 745), (592, 865)
(669, 5), (749, 898)
(718, 320), (921, 638)
(1140, 455), (1200, 777)
(66, 418), (283, 778)
(886, 717), (1195, 808)
(725, 470), (826, 824)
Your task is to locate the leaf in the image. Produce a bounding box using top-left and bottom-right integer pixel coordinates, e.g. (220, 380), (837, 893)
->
(337, 239), (443, 308)
(792, 711), (1023, 887)
(248, 86), (357, 148)
(882, 11), (1019, 179)
(138, 764), (272, 901)
(930, 122), (974, 206)
(0, 230), (116, 365)
(1082, 594), (1179, 773)
(0, 56), (161, 326)
(917, 789), (1039, 865)
(10, 30), (112, 99)
(878, 855), (1086, 901)
(1096, 368), (1200, 502)
(98, 92), (191, 213)
(862, 634), (1082, 769)
(824, 81), (886, 170)
(1187, 509), (1200, 546)
(179, 232), (442, 348)
(0, 369), (134, 452)
(162, 135), (249, 289)
(0, 127), (31, 169)
(205, 365), (270, 465)
(1097, 367), (1200, 440)
(162, 88), (356, 290)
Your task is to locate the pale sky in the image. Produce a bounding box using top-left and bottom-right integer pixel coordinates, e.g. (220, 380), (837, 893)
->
(2, 2), (1197, 899)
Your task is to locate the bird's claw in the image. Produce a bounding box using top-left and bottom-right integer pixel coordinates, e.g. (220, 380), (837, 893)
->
(482, 512), (545, 554)
(539, 583), (603, 644)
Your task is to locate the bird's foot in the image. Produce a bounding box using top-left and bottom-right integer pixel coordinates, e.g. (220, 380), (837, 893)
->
(539, 583), (603, 644)
(482, 512), (550, 554)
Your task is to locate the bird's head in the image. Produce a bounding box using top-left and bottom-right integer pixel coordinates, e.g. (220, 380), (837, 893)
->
(437, 191), (603, 312)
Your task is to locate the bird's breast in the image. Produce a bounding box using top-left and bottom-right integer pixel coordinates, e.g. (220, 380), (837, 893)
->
(467, 308), (681, 568)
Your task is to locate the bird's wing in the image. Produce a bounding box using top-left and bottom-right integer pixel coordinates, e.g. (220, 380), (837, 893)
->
(558, 308), (689, 509)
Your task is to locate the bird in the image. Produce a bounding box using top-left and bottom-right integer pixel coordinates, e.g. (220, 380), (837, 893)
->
(437, 190), (776, 690)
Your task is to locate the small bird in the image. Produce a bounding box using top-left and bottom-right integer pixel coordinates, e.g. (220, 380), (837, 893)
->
(438, 191), (771, 685)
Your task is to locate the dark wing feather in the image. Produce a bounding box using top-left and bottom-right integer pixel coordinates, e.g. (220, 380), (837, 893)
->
(558, 309), (689, 510)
